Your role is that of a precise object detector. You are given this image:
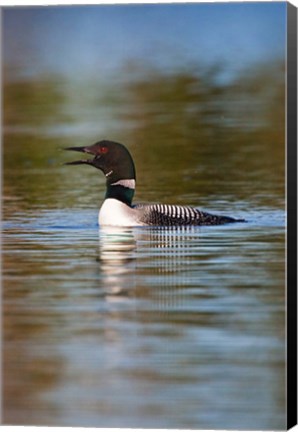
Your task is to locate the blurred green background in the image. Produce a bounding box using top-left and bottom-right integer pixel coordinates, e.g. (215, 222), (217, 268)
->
(3, 3), (285, 215)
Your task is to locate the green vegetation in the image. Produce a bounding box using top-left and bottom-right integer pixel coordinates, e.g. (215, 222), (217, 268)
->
(3, 60), (285, 214)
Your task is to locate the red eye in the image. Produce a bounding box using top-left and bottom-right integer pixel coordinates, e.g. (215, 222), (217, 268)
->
(100, 146), (108, 154)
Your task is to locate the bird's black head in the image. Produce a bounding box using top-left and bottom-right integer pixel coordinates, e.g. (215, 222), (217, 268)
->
(65, 140), (136, 183)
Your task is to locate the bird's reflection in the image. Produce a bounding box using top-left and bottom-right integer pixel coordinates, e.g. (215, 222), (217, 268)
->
(98, 225), (201, 307)
(98, 226), (137, 297)
(135, 226), (201, 312)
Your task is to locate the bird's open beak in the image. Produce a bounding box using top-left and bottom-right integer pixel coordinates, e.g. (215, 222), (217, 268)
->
(64, 146), (97, 165)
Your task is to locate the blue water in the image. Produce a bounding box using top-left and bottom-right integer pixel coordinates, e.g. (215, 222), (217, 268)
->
(3, 206), (285, 429)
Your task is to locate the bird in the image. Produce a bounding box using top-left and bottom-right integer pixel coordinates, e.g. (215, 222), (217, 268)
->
(65, 140), (245, 227)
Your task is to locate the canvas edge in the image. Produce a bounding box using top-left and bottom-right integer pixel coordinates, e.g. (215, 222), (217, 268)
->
(287, 1), (298, 430)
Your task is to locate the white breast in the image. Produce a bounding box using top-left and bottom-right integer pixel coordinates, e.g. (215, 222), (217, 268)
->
(98, 198), (144, 227)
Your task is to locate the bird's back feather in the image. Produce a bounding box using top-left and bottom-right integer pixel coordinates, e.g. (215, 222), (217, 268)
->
(134, 203), (244, 226)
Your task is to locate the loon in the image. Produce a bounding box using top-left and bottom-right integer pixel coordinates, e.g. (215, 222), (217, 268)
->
(65, 140), (245, 227)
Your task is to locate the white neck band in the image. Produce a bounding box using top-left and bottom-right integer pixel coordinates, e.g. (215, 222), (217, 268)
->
(111, 179), (136, 189)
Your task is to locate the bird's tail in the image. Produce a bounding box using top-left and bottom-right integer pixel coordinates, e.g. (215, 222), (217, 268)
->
(201, 211), (246, 225)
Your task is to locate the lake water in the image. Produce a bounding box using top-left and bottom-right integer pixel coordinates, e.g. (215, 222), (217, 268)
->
(2, 64), (286, 430)
(2, 186), (286, 430)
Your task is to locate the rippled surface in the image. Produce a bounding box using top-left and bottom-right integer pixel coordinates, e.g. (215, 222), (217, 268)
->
(3, 201), (285, 429)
